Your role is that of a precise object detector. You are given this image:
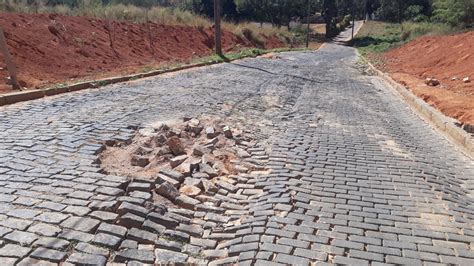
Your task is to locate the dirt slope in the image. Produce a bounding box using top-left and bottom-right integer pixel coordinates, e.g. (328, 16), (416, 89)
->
(0, 12), (284, 93)
(384, 31), (474, 125)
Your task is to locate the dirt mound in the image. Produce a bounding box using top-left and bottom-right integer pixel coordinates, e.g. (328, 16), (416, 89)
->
(384, 31), (474, 126)
(0, 12), (285, 93)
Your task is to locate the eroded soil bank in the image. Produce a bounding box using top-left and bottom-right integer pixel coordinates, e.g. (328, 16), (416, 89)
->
(0, 12), (286, 93)
(383, 31), (474, 127)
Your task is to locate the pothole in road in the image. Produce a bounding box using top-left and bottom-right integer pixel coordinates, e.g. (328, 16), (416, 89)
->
(99, 115), (257, 207)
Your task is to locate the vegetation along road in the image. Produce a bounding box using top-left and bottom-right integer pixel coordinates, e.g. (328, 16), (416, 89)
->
(0, 33), (473, 265)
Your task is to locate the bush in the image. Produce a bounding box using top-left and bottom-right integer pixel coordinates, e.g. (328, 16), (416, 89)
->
(339, 14), (352, 30)
(242, 28), (264, 48)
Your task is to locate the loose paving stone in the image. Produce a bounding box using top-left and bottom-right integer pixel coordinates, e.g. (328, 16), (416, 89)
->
(34, 212), (69, 224)
(0, 244), (31, 258)
(63, 206), (91, 216)
(147, 212), (178, 228)
(154, 248), (188, 263)
(7, 208), (41, 219)
(96, 222), (128, 238)
(92, 233), (122, 250)
(120, 239), (138, 250)
(3, 230), (39, 245)
(88, 210), (118, 222)
(67, 252), (107, 266)
(127, 228), (157, 245)
(30, 247), (67, 262)
(142, 219), (166, 234)
(28, 223), (61, 237)
(275, 254), (310, 265)
(75, 242), (109, 257)
(60, 216), (100, 233)
(0, 217), (33, 230)
(155, 239), (183, 252)
(59, 230), (94, 243)
(33, 237), (70, 249)
(115, 249), (155, 264)
(16, 257), (56, 266)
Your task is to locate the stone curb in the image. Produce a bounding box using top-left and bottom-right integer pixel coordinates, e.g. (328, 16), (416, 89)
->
(363, 56), (474, 158)
(0, 61), (218, 107)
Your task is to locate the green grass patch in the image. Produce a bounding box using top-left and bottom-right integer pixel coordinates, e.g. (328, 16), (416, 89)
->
(353, 21), (456, 55)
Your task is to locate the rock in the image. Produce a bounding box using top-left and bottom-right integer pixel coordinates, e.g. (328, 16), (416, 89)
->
(159, 168), (185, 182)
(179, 185), (202, 197)
(213, 161), (229, 175)
(174, 162), (192, 177)
(189, 158), (201, 173)
(188, 119), (203, 135)
(153, 134), (167, 145)
(183, 177), (202, 187)
(201, 164), (218, 178)
(451, 77), (458, 81)
(170, 155), (188, 168)
(193, 146), (210, 157)
(201, 179), (218, 194)
(425, 77), (440, 86)
(464, 77), (471, 83)
(205, 127), (216, 139)
(156, 174), (180, 188)
(127, 182), (152, 192)
(193, 172), (210, 179)
(131, 155), (150, 167)
(223, 126), (233, 138)
(135, 146), (153, 155)
(236, 148), (250, 158)
(206, 137), (219, 147)
(155, 182), (180, 201)
(175, 195), (200, 210)
(167, 136), (185, 156)
(138, 127), (156, 137)
(168, 128), (182, 138)
(156, 146), (171, 156)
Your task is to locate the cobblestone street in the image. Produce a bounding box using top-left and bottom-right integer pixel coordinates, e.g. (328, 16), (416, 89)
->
(0, 43), (473, 265)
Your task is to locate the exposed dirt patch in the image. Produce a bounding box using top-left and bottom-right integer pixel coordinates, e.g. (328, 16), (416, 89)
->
(382, 31), (474, 126)
(100, 116), (257, 206)
(0, 12), (287, 93)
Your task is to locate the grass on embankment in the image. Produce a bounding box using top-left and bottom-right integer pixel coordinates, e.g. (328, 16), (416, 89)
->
(352, 21), (455, 55)
(0, 2), (300, 45)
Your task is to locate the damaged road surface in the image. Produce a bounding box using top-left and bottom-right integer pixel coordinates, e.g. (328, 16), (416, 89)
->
(0, 43), (474, 265)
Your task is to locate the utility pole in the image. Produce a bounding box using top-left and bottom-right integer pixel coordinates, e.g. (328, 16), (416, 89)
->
(306, 0), (311, 48)
(214, 0), (222, 56)
(0, 28), (21, 90)
(351, 0), (356, 40)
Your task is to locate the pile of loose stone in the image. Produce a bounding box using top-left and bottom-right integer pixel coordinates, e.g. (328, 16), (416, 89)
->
(95, 117), (266, 264)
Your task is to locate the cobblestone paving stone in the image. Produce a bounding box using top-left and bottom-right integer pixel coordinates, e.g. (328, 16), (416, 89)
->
(0, 43), (473, 265)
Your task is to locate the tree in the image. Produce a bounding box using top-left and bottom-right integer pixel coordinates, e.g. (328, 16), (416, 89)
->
(322, 0), (338, 38)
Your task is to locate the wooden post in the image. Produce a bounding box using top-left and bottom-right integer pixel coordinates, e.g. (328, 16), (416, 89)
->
(306, 0), (311, 48)
(214, 0), (222, 56)
(0, 28), (21, 90)
(351, 0), (356, 40)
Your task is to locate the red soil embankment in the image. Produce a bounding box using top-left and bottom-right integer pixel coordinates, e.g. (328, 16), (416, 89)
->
(0, 12), (285, 93)
(384, 31), (474, 125)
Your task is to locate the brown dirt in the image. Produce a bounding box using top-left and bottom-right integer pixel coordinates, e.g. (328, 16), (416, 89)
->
(0, 12), (286, 93)
(383, 31), (474, 125)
